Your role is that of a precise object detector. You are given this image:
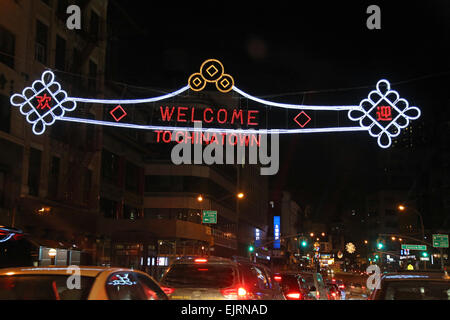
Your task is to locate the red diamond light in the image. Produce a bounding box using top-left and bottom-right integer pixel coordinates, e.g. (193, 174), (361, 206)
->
(294, 111), (311, 128)
(110, 105), (127, 122)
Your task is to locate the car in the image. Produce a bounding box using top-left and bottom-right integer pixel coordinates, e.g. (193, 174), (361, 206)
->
(159, 256), (285, 300)
(298, 271), (329, 300)
(325, 281), (341, 300)
(274, 272), (310, 300)
(368, 272), (450, 300)
(0, 266), (168, 300)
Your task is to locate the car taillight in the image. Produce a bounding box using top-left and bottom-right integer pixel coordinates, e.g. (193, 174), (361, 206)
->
(194, 258), (208, 263)
(221, 287), (248, 300)
(331, 292), (337, 298)
(274, 275), (282, 282)
(339, 285), (345, 289)
(285, 292), (302, 300)
(161, 286), (175, 295)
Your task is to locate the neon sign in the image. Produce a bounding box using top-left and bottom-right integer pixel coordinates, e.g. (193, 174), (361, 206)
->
(10, 59), (421, 148)
(273, 216), (280, 249)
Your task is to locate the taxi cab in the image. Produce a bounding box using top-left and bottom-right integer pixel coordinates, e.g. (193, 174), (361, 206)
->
(0, 266), (168, 300)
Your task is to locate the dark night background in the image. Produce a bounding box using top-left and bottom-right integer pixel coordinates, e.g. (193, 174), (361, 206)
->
(105, 1), (450, 225)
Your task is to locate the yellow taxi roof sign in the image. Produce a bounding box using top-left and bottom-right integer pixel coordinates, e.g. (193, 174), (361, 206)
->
(407, 264), (414, 270)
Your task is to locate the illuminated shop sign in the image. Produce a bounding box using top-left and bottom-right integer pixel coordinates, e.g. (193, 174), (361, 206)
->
(10, 59), (421, 148)
(255, 228), (261, 247)
(273, 216), (280, 249)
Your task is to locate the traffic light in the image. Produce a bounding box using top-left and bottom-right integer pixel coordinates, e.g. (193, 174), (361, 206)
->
(422, 251), (428, 258)
(248, 245), (254, 252)
(377, 242), (384, 250)
(301, 240), (308, 247)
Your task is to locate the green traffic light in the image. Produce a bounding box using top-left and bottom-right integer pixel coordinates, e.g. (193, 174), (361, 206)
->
(422, 252), (428, 257)
(248, 245), (254, 252)
(377, 242), (384, 249)
(301, 241), (307, 247)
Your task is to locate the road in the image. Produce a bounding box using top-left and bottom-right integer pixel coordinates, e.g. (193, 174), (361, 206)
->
(325, 271), (370, 300)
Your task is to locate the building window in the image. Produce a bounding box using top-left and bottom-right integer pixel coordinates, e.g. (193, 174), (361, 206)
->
(35, 20), (48, 64)
(28, 148), (42, 197)
(55, 35), (66, 70)
(90, 10), (100, 40)
(0, 26), (15, 69)
(125, 161), (139, 194)
(0, 170), (5, 207)
(83, 169), (92, 204)
(88, 60), (97, 92)
(48, 156), (60, 199)
(40, 0), (52, 6)
(56, 0), (68, 17)
(123, 205), (138, 220)
(0, 94), (11, 133)
(100, 198), (118, 219)
(101, 150), (119, 183)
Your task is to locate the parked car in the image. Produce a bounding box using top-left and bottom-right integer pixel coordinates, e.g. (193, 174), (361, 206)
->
(0, 266), (168, 300)
(274, 272), (310, 300)
(159, 256), (285, 300)
(368, 272), (450, 300)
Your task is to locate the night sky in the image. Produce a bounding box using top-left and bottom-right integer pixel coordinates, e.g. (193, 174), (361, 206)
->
(108, 1), (450, 222)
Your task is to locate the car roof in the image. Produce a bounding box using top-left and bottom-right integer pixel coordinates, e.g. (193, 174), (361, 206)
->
(171, 256), (237, 265)
(0, 266), (138, 278)
(381, 272), (450, 281)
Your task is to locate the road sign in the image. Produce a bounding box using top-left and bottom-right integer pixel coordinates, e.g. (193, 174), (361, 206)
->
(202, 210), (217, 224)
(401, 244), (427, 251)
(432, 234), (449, 248)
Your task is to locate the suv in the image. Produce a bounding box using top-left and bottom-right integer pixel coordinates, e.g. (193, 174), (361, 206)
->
(159, 256), (285, 300)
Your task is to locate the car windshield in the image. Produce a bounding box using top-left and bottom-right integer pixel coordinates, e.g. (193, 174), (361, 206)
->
(161, 264), (236, 288)
(0, 275), (95, 300)
(382, 281), (450, 300)
(281, 275), (300, 289)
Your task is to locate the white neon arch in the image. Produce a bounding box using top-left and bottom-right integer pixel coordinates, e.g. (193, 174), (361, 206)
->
(10, 70), (421, 148)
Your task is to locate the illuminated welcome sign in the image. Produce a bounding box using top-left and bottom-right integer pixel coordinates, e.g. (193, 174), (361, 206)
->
(10, 59), (421, 148)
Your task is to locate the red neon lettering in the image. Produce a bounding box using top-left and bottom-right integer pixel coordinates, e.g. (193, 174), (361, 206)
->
(191, 107), (200, 122)
(36, 93), (52, 110)
(162, 131), (172, 143)
(204, 108), (214, 123)
(248, 110), (259, 125)
(217, 109), (227, 124)
(175, 131), (184, 143)
(177, 107), (188, 122)
(376, 106), (392, 121)
(210, 134), (219, 144)
(155, 130), (163, 142)
(202, 132), (210, 144)
(184, 131), (194, 144)
(228, 134), (237, 146)
(160, 106), (175, 121)
(231, 110), (243, 125)
(239, 134), (250, 147)
(251, 134), (261, 147)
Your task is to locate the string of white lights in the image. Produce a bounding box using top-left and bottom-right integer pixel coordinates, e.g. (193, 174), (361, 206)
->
(232, 86), (360, 111)
(70, 85), (190, 104)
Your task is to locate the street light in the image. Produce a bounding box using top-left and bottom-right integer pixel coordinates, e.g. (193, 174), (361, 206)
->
(237, 192), (245, 199)
(310, 233), (314, 237)
(197, 195), (204, 202)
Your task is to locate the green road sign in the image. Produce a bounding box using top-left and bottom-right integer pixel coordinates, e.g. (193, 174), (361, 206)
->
(401, 244), (427, 251)
(432, 234), (449, 248)
(202, 210), (217, 224)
